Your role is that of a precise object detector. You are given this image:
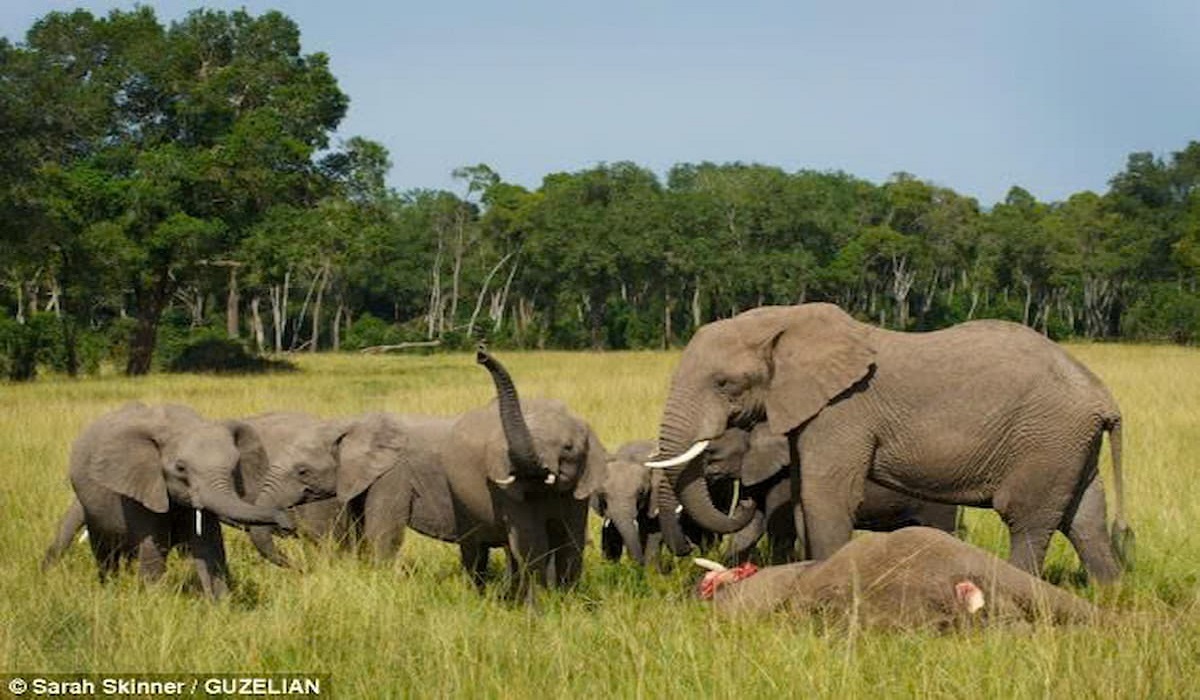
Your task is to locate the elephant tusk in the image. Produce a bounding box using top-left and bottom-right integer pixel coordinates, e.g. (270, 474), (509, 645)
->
(675, 505), (684, 515)
(544, 473), (557, 485)
(693, 557), (727, 572)
(494, 475), (517, 485)
(195, 509), (204, 536)
(603, 518), (612, 527)
(645, 440), (710, 468)
(77, 528), (89, 543)
(955, 580), (985, 614)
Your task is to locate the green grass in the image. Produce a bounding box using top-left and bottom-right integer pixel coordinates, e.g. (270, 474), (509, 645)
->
(2, 347), (1197, 697)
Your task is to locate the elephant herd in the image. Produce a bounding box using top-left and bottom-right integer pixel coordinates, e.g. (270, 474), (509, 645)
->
(42, 303), (1134, 627)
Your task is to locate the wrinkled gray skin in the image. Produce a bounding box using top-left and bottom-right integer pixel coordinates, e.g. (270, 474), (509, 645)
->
(705, 527), (1098, 628)
(49, 402), (292, 599)
(441, 350), (608, 601)
(246, 411), (459, 564)
(594, 440), (716, 568)
(598, 427), (958, 568)
(704, 425), (960, 563)
(653, 303), (1131, 583)
(239, 412), (355, 567)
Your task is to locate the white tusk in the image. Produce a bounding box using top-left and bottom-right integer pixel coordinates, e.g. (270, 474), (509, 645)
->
(644, 440), (710, 468)
(603, 518), (612, 527)
(631, 519), (639, 532)
(195, 509), (204, 536)
(675, 505), (684, 515)
(693, 557), (727, 572)
(494, 475), (517, 485)
(78, 528), (89, 543)
(544, 473), (557, 485)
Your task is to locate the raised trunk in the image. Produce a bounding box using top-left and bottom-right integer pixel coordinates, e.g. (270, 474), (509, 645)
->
(476, 349), (542, 478)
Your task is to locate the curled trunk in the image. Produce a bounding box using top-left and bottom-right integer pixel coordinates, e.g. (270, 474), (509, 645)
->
(477, 348), (543, 478)
(652, 469), (694, 556)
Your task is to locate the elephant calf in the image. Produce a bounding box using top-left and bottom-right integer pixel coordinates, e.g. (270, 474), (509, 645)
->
(699, 527), (1097, 628)
(60, 402), (292, 599)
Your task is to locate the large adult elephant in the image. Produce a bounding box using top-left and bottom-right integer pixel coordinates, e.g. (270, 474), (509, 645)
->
(59, 402), (293, 599)
(647, 303), (1131, 582)
(441, 348), (607, 600)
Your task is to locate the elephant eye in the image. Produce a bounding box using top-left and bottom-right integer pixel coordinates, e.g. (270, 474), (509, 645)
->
(296, 463), (311, 477)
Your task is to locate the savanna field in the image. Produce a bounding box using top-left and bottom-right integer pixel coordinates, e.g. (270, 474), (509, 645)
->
(1, 346), (1197, 698)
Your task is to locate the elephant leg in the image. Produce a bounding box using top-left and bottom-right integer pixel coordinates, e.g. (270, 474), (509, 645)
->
(505, 510), (550, 603)
(88, 533), (122, 583)
(796, 429), (871, 560)
(997, 447), (1093, 578)
(763, 479), (797, 564)
(362, 481), (409, 564)
(1062, 476), (1121, 584)
(548, 505), (587, 588)
(600, 519), (624, 561)
(136, 532), (170, 583)
(644, 530), (665, 572)
(189, 513), (230, 600)
(460, 541), (491, 590)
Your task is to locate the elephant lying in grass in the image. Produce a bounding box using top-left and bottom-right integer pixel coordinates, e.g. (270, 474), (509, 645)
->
(599, 426), (958, 567)
(698, 527), (1098, 628)
(46, 402), (292, 599)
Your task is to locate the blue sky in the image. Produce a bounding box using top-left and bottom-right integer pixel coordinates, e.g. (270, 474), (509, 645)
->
(3, 1), (1198, 205)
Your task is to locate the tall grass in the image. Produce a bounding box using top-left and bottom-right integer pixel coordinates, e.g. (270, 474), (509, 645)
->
(1, 347), (1197, 697)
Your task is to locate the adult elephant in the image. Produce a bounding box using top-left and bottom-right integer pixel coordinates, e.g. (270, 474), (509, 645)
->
(61, 402), (293, 598)
(647, 303), (1131, 582)
(244, 411), (458, 565)
(442, 348), (607, 600)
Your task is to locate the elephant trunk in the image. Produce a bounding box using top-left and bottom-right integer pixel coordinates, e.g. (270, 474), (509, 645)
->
(651, 469), (694, 556)
(197, 478), (293, 531)
(653, 387), (756, 534)
(477, 347), (543, 479)
(612, 514), (645, 566)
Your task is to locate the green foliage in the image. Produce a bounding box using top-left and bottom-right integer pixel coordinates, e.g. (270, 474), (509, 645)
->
(167, 336), (295, 374)
(1123, 283), (1200, 344)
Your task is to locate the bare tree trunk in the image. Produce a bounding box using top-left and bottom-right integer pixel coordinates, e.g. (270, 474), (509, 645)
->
(250, 296), (265, 353)
(663, 291), (673, 349)
(226, 265), (240, 339)
(427, 222), (444, 338)
(450, 206), (467, 329)
(269, 270), (290, 354)
(309, 262), (329, 353)
(332, 300), (344, 352)
(468, 251), (516, 338)
(291, 267), (321, 351)
(691, 276), (702, 329)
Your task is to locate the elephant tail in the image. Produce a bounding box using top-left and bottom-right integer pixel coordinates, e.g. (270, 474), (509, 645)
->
(42, 497), (86, 571)
(1105, 415), (1134, 571)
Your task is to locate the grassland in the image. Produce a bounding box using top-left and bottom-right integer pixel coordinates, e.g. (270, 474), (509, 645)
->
(1, 346), (1197, 698)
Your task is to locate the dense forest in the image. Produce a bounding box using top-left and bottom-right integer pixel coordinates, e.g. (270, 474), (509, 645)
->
(3, 8), (1200, 379)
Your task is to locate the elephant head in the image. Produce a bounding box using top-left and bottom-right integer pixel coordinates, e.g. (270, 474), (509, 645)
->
(647, 304), (875, 533)
(82, 403), (291, 531)
(597, 440), (693, 564)
(702, 425), (790, 487)
(243, 412), (356, 562)
(477, 348), (607, 499)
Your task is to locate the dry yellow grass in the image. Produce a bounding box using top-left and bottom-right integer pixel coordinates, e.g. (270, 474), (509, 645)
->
(1, 345), (1197, 697)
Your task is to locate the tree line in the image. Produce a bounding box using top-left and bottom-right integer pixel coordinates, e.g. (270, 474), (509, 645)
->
(3, 7), (1200, 379)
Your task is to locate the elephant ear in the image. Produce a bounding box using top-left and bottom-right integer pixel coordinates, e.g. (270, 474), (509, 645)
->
(225, 420), (270, 496)
(573, 428), (609, 500)
(741, 426), (791, 486)
(337, 414), (399, 502)
(89, 420), (169, 513)
(763, 304), (876, 435)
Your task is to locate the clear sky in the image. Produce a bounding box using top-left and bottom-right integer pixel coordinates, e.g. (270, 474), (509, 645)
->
(3, 1), (1198, 205)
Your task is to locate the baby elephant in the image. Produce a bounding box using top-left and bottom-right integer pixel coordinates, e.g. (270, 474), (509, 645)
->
(61, 402), (292, 599)
(698, 527), (1097, 628)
